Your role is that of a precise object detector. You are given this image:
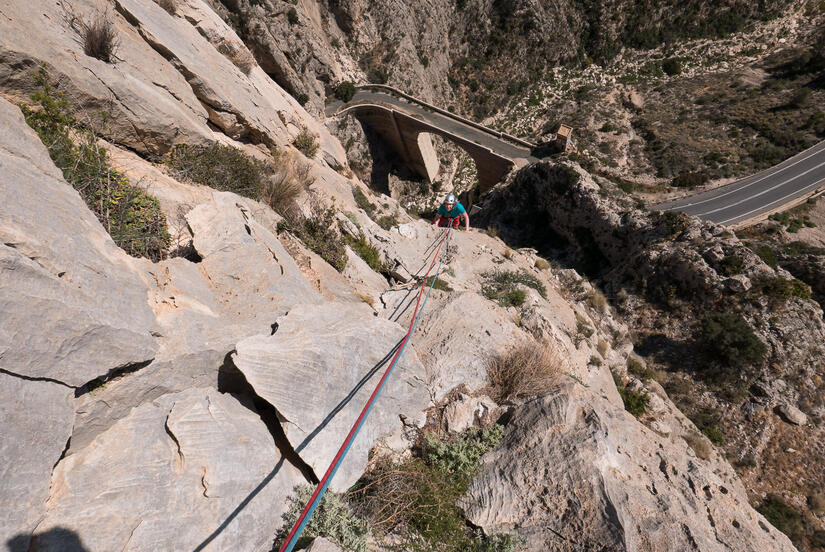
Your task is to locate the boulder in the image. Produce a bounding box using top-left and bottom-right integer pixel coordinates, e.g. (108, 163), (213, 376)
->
(32, 388), (304, 552)
(462, 383), (797, 552)
(0, 374), (74, 550)
(777, 403), (807, 426)
(0, 97), (157, 387)
(443, 394), (501, 433)
(233, 303), (430, 491)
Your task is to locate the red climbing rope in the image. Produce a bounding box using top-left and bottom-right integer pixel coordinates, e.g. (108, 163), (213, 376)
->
(279, 226), (453, 552)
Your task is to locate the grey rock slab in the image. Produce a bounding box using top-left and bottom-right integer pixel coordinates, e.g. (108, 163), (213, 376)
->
(185, 192), (322, 327)
(410, 292), (522, 398)
(33, 387), (303, 552)
(0, 373), (74, 551)
(462, 383), (797, 552)
(234, 302), (430, 492)
(0, 97), (157, 386)
(0, 1), (213, 155)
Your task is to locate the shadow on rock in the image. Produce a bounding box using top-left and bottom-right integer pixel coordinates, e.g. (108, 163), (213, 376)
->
(8, 527), (89, 552)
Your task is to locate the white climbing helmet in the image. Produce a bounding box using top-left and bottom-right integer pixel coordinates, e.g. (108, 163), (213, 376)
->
(445, 193), (456, 205)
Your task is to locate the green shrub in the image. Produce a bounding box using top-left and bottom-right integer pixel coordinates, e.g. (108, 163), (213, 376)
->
(689, 409), (725, 444)
(293, 126), (319, 158)
(655, 211), (691, 238)
(662, 58), (683, 76)
(789, 87), (812, 107)
(482, 270), (546, 308)
(748, 243), (778, 268)
(352, 186), (376, 215)
(22, 69), (170, 261)
(345, 232), (383, 272)
(296, 92), (309, 105)
(168, 143), (308, 216)
(754, 276), (812, 301)
(672, 172), (708, 188)
(348, 426), (515, 550)
(627, 358), (654, 381)
(699, 313), (767, 368)
(278, 485), (370, 551)
(612, 372), (649, 418)
(335, 81), (356, 102)
(426, 275), (453, 291)
(757, 495), (805, 545)
(287, 7), (299, 25)
(168, 143), (266, 197)
(719, 255), (744, 276)
(283, 208), (348, 272)
(376, 214), (398, 230)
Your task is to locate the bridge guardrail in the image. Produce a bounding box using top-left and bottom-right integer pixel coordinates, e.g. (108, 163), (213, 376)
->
(356, 84), (536, 151)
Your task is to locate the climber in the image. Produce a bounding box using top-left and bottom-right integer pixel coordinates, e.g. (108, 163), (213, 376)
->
(432, 193), (470, 230)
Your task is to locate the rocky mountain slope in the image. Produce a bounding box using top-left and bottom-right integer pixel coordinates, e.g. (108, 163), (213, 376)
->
(0, 0), (820, 551)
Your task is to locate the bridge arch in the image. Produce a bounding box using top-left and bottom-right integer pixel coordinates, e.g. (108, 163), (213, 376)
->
(339, 104), (518, 199)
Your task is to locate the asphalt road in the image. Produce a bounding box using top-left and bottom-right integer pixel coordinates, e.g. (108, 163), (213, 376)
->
(329, 89), (537, 162)
(655, 140), (825, 226)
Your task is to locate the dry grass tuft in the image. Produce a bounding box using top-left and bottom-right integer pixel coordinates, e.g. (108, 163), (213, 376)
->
(683, 431), (711, 460)
(260, 150), (314, 218)
(534, 257), (550, 270)
(62, 3), (120, 63)
(486, 339), (563, 403)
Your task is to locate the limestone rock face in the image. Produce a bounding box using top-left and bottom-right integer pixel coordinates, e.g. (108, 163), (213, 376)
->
(0, 0), (346, 166)
(234, 302), (430, 491)
(0, 374), (74, 550)
(33, 387), (304, 552)
(462, 383), (797, 552)
(185, 191), (322, 328)
(411, 292), (522, 398)
(0, 97), (157, 387)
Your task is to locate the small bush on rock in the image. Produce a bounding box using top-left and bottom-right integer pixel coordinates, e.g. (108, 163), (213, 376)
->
(156, 0), (177, 15)
(168, 143), (267, 198)
(278, 485), (370, 552)
(719, 255), (744, 276)
(348, 426), (517, 550)
(284, 207), (348, 272)
(683, 431), (711, 460)
(23, 69), (170, 261)
(486, 340), (562, 402)
(345, 232), (383, 272)
(699, 313), (767, 368)
(482, 270), (546, 307)
(293, 126), (319, 158)
(753, 276), (812, 301)
(672, 172), (708, 188)
(612, 372), (649, 418)
(757, 495), (805, 545)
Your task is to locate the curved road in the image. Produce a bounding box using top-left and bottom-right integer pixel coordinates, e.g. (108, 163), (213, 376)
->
(329, 86), (825, 228)
(327, 87), (537, 163)
(655, 140), (825, 227)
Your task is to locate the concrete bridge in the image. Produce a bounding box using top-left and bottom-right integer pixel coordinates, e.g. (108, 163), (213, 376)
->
(326, 85), (537, 197)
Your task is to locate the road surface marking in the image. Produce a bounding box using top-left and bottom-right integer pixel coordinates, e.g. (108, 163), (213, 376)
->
(717, 176), (825, 225)
(693, 160), (825, 216)
(667, 143), (825, 209)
